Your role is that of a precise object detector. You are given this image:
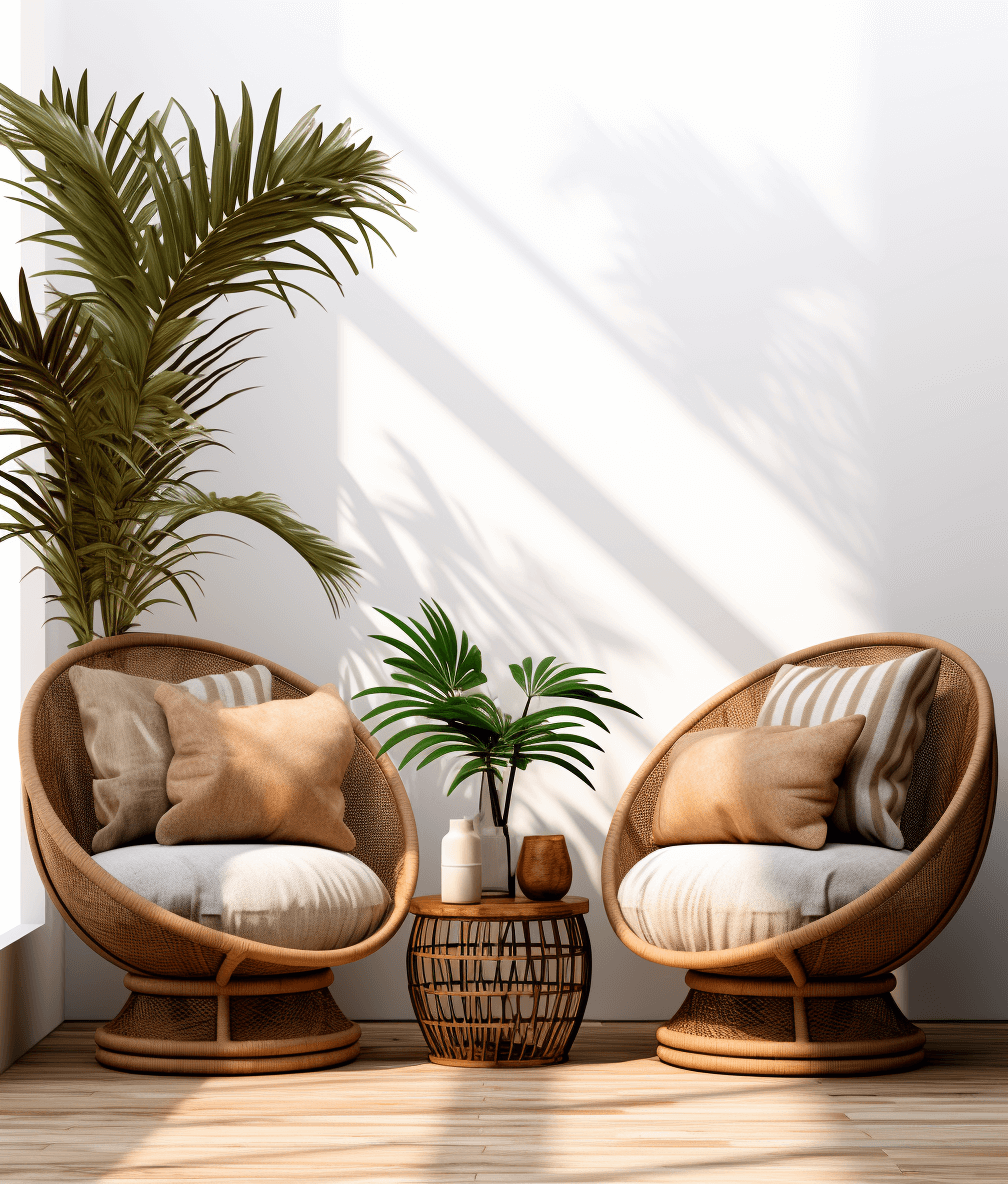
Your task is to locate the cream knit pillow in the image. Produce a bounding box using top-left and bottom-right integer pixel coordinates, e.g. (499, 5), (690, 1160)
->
(755, 648), (941, 849)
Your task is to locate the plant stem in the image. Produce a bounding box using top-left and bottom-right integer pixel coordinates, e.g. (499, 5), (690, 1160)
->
(502, 693), (532, 825)
(485, 762), (503, 827)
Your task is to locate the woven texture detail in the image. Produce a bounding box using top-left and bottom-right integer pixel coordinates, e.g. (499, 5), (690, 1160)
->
(901, 658), (978, 848)
(101, 988), (354, 1046)
(615, 641), (994, 980)
(343, 738), (405, 897)
(230, 989), (354, 1041)
(805, 995), (917, 1042)
(667, 988), (918, 1044)
(106, 994), (216, 1042)
(38, 822), (224, 977)
(26, 638), (411, 982)
(691, 675), (778, 732)
(668, 990), (796, 1042)
(618, 754), (668, 886)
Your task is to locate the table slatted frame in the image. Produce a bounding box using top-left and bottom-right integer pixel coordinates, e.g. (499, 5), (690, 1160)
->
(407, 908), (592, 1066)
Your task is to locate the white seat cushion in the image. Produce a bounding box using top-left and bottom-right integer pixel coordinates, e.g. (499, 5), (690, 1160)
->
(617, 842), (910, 952)
(94, 843), (391, 951)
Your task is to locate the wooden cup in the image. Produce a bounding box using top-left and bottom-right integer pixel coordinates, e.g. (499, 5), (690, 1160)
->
(516, 834), (573, 901)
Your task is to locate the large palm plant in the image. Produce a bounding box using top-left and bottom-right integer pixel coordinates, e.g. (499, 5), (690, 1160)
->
(0, 70), (411, 644)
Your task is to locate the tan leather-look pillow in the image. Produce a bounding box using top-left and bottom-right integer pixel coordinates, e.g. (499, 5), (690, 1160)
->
(68, 664), (273, 854)
(154, 682), (357, 851)
(652, 716), (866, 850)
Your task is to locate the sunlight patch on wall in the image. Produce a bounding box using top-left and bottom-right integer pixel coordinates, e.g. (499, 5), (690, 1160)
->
(335, 3), (879, 666)
(335, 317), (732, 830)
(357, 182), (875, 658)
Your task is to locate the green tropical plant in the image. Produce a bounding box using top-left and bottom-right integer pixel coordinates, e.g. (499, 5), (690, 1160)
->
(0, 69), (412, 644)
(353, 600), (639, 826)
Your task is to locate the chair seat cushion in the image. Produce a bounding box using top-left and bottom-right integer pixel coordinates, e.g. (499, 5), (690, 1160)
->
(94, 843), (391, 951)
(617, 842), (910, 952)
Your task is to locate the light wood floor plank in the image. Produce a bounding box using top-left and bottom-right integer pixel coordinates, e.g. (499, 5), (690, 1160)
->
(0, 1021), (1003, 1182)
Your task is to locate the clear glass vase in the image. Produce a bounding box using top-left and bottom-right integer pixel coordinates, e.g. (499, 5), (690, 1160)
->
(476, 771), (516, 896)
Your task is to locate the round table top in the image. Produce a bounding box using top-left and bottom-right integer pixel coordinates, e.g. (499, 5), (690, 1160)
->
(409, 894), (589, 919)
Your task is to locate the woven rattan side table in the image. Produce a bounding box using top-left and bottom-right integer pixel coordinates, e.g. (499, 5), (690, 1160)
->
(407, 895), (592, 1067)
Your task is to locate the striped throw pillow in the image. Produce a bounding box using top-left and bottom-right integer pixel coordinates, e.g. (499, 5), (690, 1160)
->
(181, 665), (272, 706)
(755, 649), (941, 849)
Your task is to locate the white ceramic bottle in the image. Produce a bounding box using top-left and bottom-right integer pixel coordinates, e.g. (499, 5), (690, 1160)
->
(441, 818), (482, 904)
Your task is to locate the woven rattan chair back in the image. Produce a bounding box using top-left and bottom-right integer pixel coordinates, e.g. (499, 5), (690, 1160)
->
(30, 637), (407, 899)
(601, 631), (997, 1076)
(22, 632), (419, 978)
(20, 632), (420, 1075)
(616, 639), (984, 894)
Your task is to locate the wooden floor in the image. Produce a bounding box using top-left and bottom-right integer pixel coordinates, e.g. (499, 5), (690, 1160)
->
(1, 1021), (1005, 1182)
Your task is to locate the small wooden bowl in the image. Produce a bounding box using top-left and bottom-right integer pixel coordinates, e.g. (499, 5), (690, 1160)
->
(516, 835), (573, 901)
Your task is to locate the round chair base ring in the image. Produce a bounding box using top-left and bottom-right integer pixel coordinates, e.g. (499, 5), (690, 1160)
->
(95, 1044), (361, 1076)
(94, 969), (361, 1076)
(655, 1046), (925, 1076)
(657, 972), (926, 1077)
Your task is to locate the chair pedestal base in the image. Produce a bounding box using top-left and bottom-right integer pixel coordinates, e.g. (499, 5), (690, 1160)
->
(657, 971), (925, 1077)
(94, 969), (361, 1075)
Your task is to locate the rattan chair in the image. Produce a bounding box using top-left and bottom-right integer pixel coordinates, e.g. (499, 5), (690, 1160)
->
(602, 633), (997, 1076)
(19, 632), (419, 1076)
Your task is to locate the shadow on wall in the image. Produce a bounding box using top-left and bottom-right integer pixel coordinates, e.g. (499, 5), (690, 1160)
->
(553, 115), (878, 582)
(334, 439), (652, 707)
(340, 279), (776, 677)
(328, 113), (884, 1021)
(349, 84), (879, 613)
(329, 440), (672, 1023)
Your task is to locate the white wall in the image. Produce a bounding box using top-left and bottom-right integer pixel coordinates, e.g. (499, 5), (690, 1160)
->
(0, 0), (65, 1075)
(0, 0), (22, 942)
(43, 1), (1005, 1023)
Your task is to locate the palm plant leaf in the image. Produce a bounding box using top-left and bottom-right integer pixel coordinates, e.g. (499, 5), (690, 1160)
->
(153, 489), (359, 614)
(446, 757), (498, 797)
(372, 692), (505, 757)
(353, 601), (487, 703)
(510, 655), (641, 716)
(355, 602), (639, 814)
(0, 70), (411, 643)
(510, 752), (595, 788)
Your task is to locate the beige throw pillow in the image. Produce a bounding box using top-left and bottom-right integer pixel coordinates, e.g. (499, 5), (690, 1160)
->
(69, 664), (273, 854)
(755, 648), (941, 849)
(154, 682), (357, 851)
(652, 716), (866, 850)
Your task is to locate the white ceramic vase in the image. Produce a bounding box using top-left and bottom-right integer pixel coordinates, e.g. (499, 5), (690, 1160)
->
(441, 817), (482, 904)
